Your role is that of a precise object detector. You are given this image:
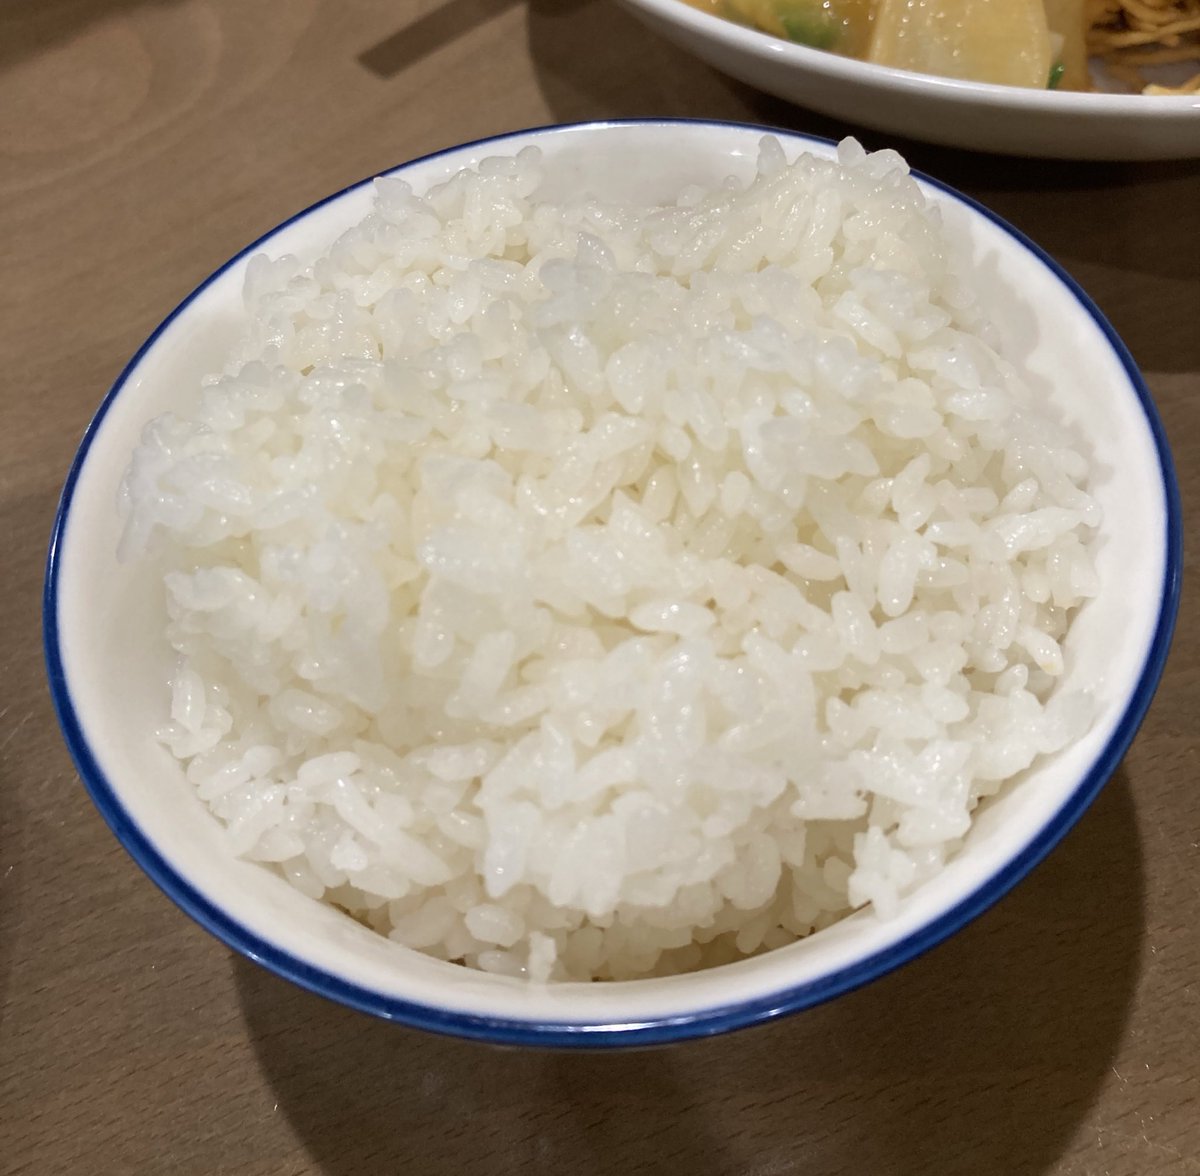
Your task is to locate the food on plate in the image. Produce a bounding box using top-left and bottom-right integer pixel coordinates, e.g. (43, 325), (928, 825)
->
(705, 0), (876, 53)
(867, 0), (1056, 89)
(120, 139), (1099, 982)
(682, 0), (1200, 92)
(1087, 0), (1200, 93)
(1045, 0), (1092, 90)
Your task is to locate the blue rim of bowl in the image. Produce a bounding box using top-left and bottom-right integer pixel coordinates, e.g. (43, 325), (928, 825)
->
(43, 119), (1182, 1048)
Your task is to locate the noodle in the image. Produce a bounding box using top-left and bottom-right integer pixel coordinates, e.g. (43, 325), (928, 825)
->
(1086, 0), (1200, 92)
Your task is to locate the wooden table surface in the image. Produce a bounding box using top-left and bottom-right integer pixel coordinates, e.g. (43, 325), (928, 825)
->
(2, 2), (1198, 1173)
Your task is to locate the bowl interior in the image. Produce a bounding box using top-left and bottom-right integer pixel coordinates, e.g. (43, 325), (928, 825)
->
(47, 121), (1177, 1042)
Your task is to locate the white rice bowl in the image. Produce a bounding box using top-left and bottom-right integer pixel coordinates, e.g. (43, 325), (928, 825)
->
(47, 122), (1177, 1041)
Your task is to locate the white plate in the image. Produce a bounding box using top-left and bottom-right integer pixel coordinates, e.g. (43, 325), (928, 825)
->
(620, 0), (1200, 159)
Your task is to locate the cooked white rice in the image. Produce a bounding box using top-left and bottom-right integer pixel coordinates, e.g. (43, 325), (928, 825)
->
(120, 137), (1099, 982)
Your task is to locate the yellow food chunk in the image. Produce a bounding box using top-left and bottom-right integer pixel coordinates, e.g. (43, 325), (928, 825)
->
(1043, 0), (1090, 90)
(827, 0), (877, 57)
(868, 0), (1053, 88)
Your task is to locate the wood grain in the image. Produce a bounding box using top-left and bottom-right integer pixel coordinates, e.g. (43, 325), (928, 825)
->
(2, 3), (1197, 1173)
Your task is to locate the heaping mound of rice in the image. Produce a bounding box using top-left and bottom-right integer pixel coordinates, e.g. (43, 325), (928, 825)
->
(120, 137), (1099, 982)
